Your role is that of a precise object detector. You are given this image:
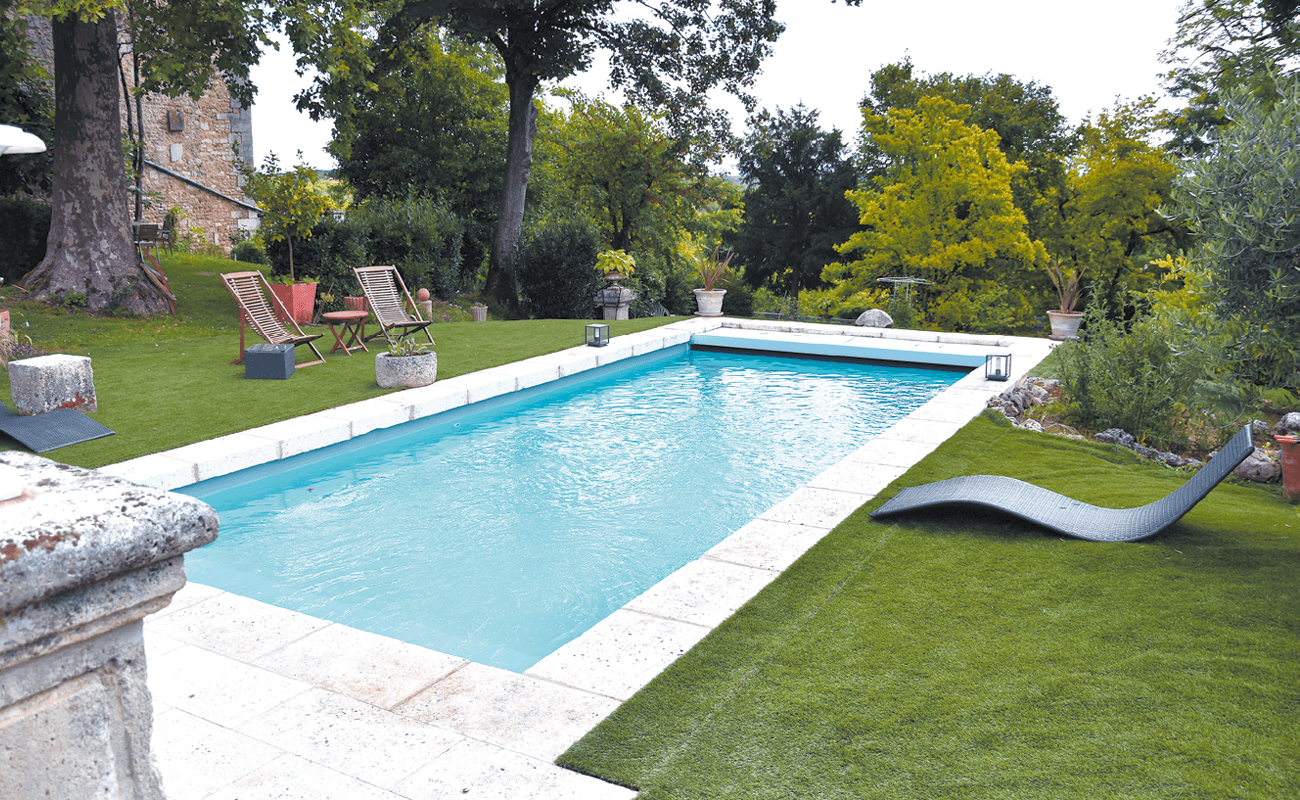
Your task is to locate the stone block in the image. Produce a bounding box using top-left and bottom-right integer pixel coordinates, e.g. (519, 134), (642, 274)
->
(0, 452), (218, 800)
(9, 353), (97, 414)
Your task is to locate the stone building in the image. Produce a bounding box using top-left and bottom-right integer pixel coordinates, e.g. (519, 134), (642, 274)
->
(24, 15), (261, 252)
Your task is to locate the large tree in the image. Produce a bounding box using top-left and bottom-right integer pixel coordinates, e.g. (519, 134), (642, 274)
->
(18, 0), (269, 314)
(1172, 73), (1300, 389)
(298, 0), (862, 312)
(332, 25), (508, 276)
(859, 58), (1074, 246)
(728, 104), (858, 294)
(824, 96), (1046, 329)
(1160, 0), (1300, 152)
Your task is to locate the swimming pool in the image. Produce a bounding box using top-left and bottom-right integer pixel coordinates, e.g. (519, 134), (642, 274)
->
(180, 345), (963, 671)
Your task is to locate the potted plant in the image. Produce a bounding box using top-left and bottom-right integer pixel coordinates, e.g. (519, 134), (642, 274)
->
(1046, 257), (1085, 340)
(375, 338), (437, 389)
(237, 152), (330, 324)
(595, 249), (636, 282)
(693, 245), (733, 317)
(268, 274), (318, 325)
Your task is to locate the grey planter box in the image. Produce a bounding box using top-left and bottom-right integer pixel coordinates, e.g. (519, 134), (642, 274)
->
(245, 343), (295, 380)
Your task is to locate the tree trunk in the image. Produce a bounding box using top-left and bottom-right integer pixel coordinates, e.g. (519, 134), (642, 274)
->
(21, 9), (169, 316)
(485, 77), (538, 314)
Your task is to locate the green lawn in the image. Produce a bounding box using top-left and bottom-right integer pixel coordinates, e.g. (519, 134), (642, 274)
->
(559, 411), (1300, 799)
(0, 253), (679, 468)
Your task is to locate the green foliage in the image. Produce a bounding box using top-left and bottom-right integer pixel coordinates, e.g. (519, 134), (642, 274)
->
(825, 95), (1046, 329)
(595, 249), (635, 276)
(230, 238), (268, 265)
(1171, 73), (1300, 389)
(0, 196), (51, 285)
(388, 338), (432, 357)
(728, 104), (858, 293)
(516, 222), (603, 320)
(0, 0), (53, 195)
(1054, 294), (1216, 449)
(1160, 0), (1300, 153)
(266, 196), (464, 313)
(237, 152), (332, 282)
(860, 57), (1073, 244)
(348, 195), (465, 298)
(1042, 98), (1185, 310)
(332, 24), (507, 277)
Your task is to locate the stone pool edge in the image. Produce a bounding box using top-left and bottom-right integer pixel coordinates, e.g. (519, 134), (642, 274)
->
(106, 318), (1055, 800)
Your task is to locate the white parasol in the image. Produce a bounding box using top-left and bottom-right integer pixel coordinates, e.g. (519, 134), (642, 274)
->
(0, 124), (47, 155)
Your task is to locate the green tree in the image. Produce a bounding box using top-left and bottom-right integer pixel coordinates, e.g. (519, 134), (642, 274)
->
(1160, 0), (1300, 152)
(16, 0), (271, 314)
(727, 105), (858, 294)
(238, 153), (332, 282)
(859, 58), (1074, 246)
(1042, 98), (1185, 310)
(544, 94), (694, 253)
(298, 0), (863, 312)
(824, 96), (1045, 330)
(0, 0), (53, 196)
(1171, 73), (1300, 389)
(332, 24), (507, 278)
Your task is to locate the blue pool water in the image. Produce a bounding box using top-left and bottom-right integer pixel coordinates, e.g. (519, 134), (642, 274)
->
(181, 345), (962, 671)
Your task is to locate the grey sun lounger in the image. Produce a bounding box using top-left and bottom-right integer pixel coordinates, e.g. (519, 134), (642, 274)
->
(0, 399), (114, 453)
(870, 425), (1255, 542)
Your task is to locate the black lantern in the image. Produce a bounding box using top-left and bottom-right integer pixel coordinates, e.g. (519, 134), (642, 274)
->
(985, 353), (1011, 381)
(586, 323), (610, 347)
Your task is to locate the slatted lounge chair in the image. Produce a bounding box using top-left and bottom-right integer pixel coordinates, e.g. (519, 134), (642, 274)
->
(220, 271), (325, 367)
(352, 265), (435, 347)
(0, 399), (113, 453)
(870, 425), (1255, 542)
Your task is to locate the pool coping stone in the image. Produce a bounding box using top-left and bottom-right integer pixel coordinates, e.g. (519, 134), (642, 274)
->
(110, 317), (1053, 799)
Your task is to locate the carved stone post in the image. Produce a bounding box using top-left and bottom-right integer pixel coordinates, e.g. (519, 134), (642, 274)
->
(0, 453), (218, 799)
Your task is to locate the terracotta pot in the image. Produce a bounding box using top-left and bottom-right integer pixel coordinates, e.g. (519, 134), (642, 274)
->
(1047, 310), (1083, 341)
(269, 282), (317, 325)
(375, 351), (437, 388)
(470, 305), (488, 322)
(694, 288), (726, 317)
(1276, 435), (1300, 502)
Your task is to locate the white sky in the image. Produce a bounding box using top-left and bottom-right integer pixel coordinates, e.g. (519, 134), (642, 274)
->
(248, 0), (1185, 172)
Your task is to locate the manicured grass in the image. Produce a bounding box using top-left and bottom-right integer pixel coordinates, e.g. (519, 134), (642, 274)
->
(559, 411), (1300, 799)
(0, 254), (680, 468)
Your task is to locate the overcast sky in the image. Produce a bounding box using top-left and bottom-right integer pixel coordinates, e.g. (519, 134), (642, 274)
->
(248, 0), (1185, 172)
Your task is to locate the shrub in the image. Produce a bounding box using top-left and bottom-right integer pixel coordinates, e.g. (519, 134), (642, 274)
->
(267, 217), (368, 315)
(347, 196), (465, 298)
(1054, 294), (1216, 450)
(517, 222), (603, 319)
(719, 273), (754, 317)
(0, 197), (51, 285)
(230, 238), (268, 264)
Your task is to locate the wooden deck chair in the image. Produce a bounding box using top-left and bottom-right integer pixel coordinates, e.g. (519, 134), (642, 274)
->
(352, 265), (435, 347)
(220, 271), (325, 367)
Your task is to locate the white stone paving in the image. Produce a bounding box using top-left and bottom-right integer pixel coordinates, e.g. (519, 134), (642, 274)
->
(114, 318), (1053, 799)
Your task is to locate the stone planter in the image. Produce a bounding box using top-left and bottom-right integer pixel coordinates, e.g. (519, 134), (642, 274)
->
(1047, 310), (1083, 341)
(694, 288), (726, 317)
(470, 304), (488, 322)
(269, 281), (317, 325)
(375, 351), (437, 389)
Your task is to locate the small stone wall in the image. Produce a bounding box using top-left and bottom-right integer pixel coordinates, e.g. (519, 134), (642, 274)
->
(0, 453), (218, 799)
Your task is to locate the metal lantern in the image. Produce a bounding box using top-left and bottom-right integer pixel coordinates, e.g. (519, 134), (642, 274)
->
(985, 353), (1011, 382)
(585, 323), (610, 347)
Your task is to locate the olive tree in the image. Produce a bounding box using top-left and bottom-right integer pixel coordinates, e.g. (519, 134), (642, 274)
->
(1172, 73), (1300, 388)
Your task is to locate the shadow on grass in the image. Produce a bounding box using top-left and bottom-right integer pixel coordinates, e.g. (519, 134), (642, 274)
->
(560, 412), (1299, 800)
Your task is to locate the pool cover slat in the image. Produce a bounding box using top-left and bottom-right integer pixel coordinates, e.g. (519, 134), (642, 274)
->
(0, 400), (114, 453)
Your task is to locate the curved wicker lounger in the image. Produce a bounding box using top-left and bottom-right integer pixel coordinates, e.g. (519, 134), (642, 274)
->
(870, 425), (1255, 542)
